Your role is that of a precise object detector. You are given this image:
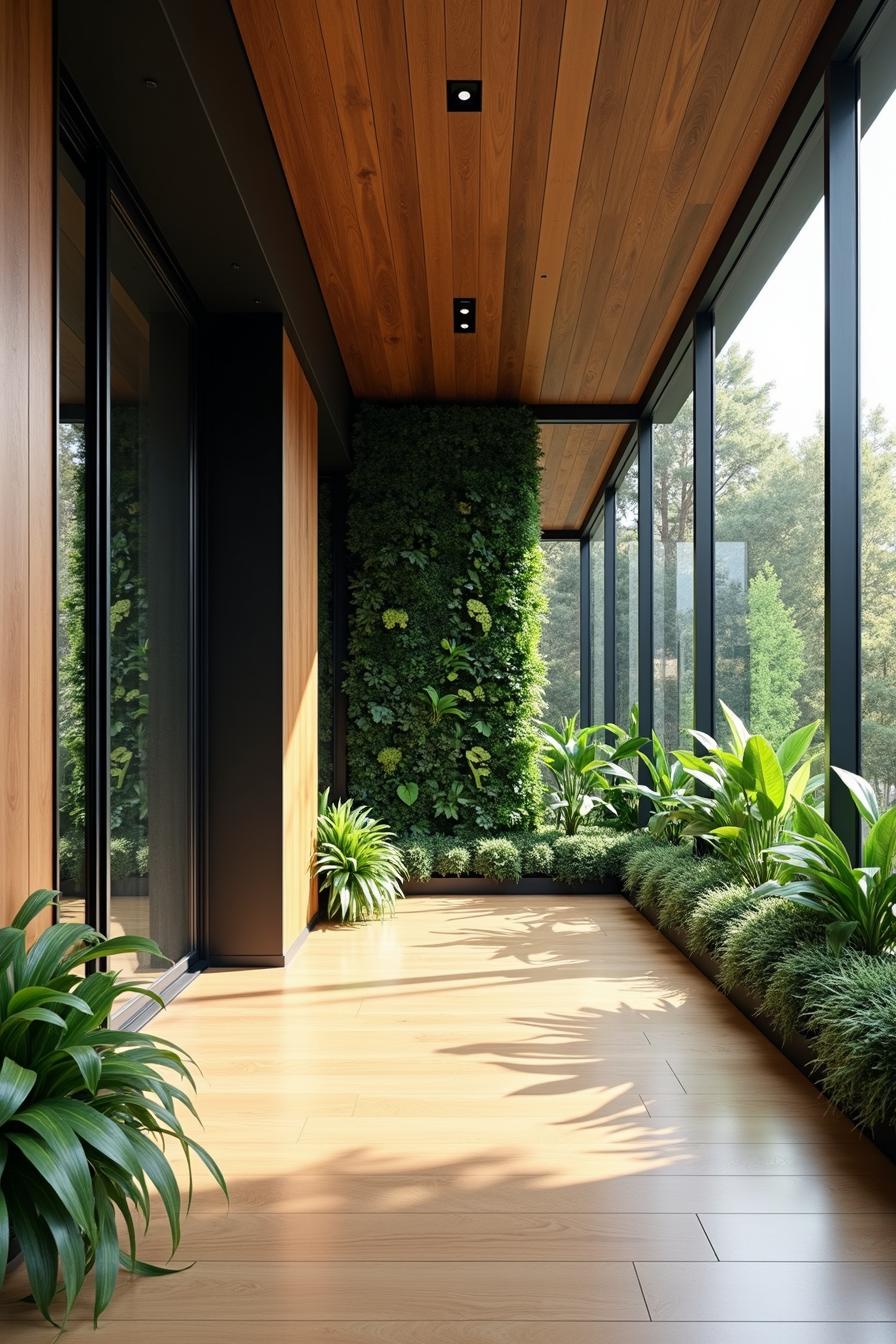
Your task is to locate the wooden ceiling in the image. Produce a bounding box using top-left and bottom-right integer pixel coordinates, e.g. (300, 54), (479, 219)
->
(540, 423), (628, 531)
(233, 0), (834, 524)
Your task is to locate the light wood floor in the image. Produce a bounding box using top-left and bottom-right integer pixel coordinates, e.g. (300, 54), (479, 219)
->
(3, 894), (896, 1340)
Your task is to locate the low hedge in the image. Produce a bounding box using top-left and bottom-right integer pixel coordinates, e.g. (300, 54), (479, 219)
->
(718, 896), (827, 997)
(395, 824), (646, 886)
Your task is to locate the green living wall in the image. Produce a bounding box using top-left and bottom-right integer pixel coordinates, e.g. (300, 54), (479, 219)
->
(345, 403), (544, 833)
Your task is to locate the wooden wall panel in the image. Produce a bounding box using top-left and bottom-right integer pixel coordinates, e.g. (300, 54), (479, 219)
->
(282, 334), (319, 946)
(0, 0), (53, 929)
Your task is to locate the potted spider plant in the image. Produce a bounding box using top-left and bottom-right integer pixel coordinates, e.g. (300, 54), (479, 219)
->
(0, 888), (226, 1327)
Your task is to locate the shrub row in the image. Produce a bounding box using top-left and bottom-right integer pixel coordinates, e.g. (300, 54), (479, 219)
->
(622, 839), (896, 1131)
(396, 826), (651, 886)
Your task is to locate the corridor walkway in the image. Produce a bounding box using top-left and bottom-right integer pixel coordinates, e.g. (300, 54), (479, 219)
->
(3, 895), (896, 1339)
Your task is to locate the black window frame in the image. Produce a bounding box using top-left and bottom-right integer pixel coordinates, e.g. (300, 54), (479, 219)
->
(57, 74), (204, 1015)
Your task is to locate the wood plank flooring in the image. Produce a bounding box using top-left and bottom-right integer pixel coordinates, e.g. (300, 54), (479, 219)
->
(2, 894), (895, 1338)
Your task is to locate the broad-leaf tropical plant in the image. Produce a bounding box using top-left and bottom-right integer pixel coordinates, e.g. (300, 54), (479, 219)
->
(590, 706), (650, 830)
(602, 728), (693, 842)
(315, 792), (406, 921)
(757, 767), (896, 955)
(418, 686), (468, 725)
(537, 716), (602, 835)
(662, 702), (822, 886)
(0, 888), (227, 1327)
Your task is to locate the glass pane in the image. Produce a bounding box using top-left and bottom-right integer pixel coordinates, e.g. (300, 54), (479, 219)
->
(318, 478), (334, 793)
(57, 148), (88, 940)
(108, 208), (192, 1000)
(861, 3), (896, 807)
(653, 394), (694, 749)
(540, 539), (580, 725)
(590, 513), (604, 724)
(714, 125), (824, 746)
(614, 457), (638, 726)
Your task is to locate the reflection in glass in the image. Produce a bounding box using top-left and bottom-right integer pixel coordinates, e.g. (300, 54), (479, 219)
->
(318, 479), (334, 792)
(540, 540), (580, 725)
(57, 149), (88, 940)
(614, 458), (638, 726)
(590, 513), (604, 724)
(861, 4), (896, 807)
(108, 209), (192, 998)
(653, 395), (694, 748)
(714, 127), (824, 746)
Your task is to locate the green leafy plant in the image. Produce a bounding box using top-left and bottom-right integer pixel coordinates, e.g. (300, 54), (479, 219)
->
(473, 837), (522, 884)
(465, 745), (491, 789)
(418, 686), (468, 726)
(757, 766), (896, 954)
(615, 730), (692, 842)
(315, 793), (406, 921)
(396, 782), (419, 807)
(438, 638), (474, 682)
(662, 702), (821, 886)
(431, 841), (471, 877)
(0, 889), (226, 1326)
(589, 708), (649, 830)
(433, 780), (472, 821)
(537, 716), (603, 834)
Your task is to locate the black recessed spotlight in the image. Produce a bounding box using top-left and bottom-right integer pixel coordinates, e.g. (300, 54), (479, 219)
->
(447, 79), (482, 111)
(143, 77), (159, 90)
(453, 297), (476, 333)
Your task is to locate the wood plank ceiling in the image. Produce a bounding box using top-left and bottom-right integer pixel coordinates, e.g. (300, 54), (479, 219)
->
(233, 0), (834, 525)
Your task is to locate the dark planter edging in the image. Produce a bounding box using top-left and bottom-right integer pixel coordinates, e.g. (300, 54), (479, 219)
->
(631, 893), (896, 1164)
(403, 876), (619, 896)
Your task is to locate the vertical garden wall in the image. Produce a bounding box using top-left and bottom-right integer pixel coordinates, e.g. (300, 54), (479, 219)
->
(344, 404), (544, 833)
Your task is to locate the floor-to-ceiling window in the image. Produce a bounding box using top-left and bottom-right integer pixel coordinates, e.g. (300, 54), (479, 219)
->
(713, 124), (825, 746)
(58, 98), (198, 1014)
(106, 207), (194, 999)
(57, 147), (88, 933)
(653, 383), (694, 749)
(614, 454), (638, 726)
(860, 1), (896, 808)
(590, 511), (605, 725)
(540, 539), (581, 725)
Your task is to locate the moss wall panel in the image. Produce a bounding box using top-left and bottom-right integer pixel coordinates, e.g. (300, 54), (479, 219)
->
(345, 403), (544, 832)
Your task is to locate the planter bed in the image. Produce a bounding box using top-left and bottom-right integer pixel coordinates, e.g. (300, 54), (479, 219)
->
(632, 891), (896, 1163)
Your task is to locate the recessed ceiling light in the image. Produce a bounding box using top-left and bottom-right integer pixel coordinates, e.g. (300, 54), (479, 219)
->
(453, 297), (476, 333)
(447, 80), (482, 112)
(143, 77), (159, 90)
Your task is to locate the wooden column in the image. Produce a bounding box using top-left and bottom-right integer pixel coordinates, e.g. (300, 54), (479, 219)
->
(282, 330), (319, 945)
(204, 317), (318, 965)
(0, 0), (53, 928)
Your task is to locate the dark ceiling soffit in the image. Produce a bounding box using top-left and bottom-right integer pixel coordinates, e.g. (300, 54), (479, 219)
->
(158, 0), (352, 465)
(638, 0), (881, 419)
(531, 403), (639, 424)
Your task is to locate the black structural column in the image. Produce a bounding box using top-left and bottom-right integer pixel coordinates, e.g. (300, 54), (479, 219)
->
(693, 311), (715, 738)
(824, 60), (862, 861)
(580, 534), (592, 725)
(637, 417), (654, 821)
(84, 146), (111, 946)
(603, 487), (617, 724)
